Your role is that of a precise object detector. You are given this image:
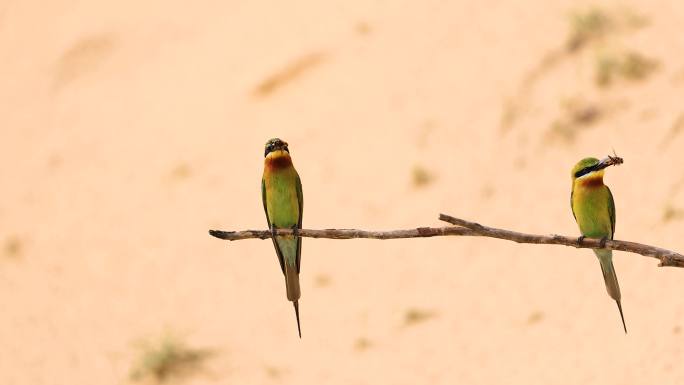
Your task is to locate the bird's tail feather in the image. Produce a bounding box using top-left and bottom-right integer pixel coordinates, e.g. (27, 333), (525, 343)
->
(285, 264), (300, 301)
(595, 249), (621, 301)
(615, 299), (626, 334)
(595, 249), (627, 333)
(293, 301), (301, 338)
(285, 264), (301, 337)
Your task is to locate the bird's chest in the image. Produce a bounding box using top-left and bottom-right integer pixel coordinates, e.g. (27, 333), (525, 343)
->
(572, 186), (612, 237)
(265, 172), (299, 227)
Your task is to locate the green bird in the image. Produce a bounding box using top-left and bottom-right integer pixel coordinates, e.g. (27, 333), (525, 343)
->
(262, 138), (303, 337)
(570, 156), (626, 333)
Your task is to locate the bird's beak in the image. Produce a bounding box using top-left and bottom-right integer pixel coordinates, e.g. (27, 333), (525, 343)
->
(595, 155), (624, 171)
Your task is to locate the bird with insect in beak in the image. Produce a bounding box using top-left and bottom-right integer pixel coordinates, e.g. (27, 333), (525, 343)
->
(262, 138), (304, 337)
(570, 155), (626, 333)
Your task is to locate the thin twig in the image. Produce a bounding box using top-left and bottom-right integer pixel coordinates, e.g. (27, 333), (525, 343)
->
(208, 214), (684, 268)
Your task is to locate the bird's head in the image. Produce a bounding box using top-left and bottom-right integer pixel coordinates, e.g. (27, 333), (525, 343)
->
(264, 138), (290, 158)
(571, 156), (623, 183)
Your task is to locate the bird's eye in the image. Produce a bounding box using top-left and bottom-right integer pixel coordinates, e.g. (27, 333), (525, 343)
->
(575, 165), (595, 178)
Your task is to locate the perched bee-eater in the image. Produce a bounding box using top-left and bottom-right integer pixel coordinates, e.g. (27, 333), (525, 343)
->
(570, 156), (626, 333)
(262, 138), (303, 337)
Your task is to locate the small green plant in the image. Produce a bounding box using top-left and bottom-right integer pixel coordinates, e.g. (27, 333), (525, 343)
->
(527, 311), (545, 325)
(3, 236), (22, 258)
(130, 335), (212, 382)
(567, 8), (613, 51)
(595, 50), (658, 87)
(620, 52), (659, 80)
(354, 337), (372, 351)
(663, 204), (684, 223)
(412, 165), (434, 187)
(404, 308), (436, 326)
(566, 7), (647, 53)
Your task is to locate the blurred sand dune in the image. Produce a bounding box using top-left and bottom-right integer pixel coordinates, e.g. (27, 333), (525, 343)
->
(1, 1), (683, 384)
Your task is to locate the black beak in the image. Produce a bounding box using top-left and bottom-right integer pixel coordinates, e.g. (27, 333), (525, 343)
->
(575, 155), (623, 178)
(264, 141), (289, 157)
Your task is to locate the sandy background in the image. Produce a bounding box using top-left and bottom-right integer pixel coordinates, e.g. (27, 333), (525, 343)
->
(1, 0), (684, 384)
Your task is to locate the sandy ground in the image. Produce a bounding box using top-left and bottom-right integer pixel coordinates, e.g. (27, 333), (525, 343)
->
(1, 0), (684, 384)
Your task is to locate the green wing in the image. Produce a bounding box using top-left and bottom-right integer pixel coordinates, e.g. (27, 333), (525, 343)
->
(295, 173), (303, 273)
(570, 188), (577, 221)
(262, 178), (286, 274)
(607, 186), (616, 239)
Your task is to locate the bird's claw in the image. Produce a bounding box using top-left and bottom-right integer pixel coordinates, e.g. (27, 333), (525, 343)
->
(599, 236), (608, 249)
(577, 235), (586, 246)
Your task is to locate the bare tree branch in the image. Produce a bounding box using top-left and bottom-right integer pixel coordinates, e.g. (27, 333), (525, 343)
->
(208, 214), (684, 268)
(437, 214), (684, 268)
(208, 226), (476, 241)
